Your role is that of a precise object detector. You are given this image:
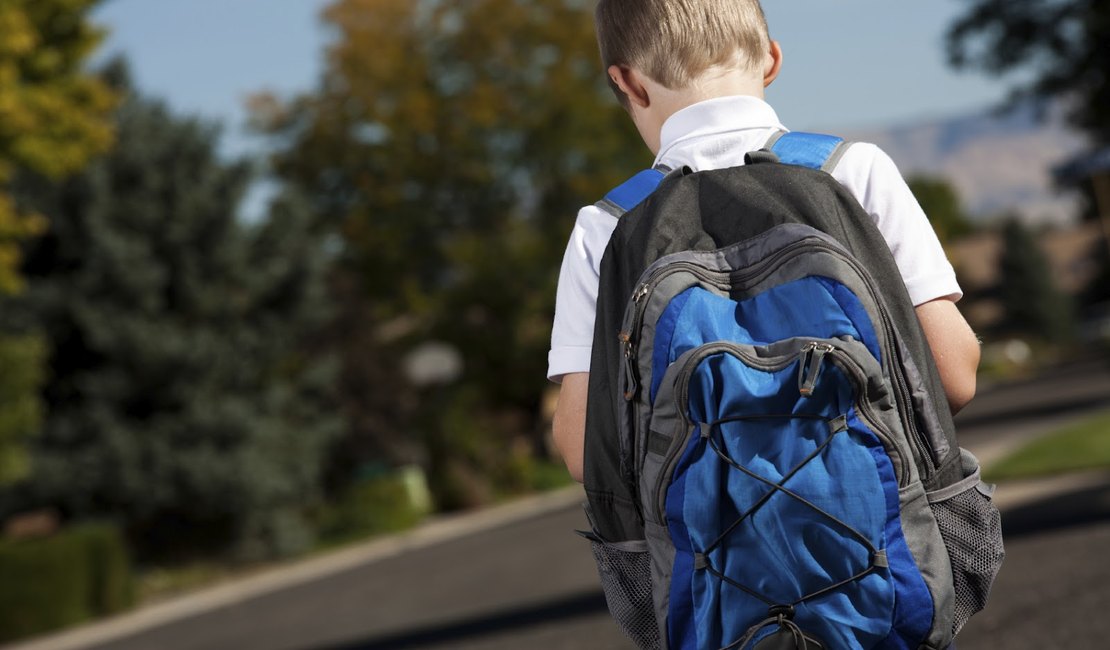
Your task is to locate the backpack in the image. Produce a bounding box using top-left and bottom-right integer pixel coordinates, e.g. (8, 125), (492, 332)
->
(579, 132), (1005, 650)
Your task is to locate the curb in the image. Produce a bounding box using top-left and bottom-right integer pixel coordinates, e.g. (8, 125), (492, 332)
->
(991, 469), (1110, 512)
(2, 484), (587, 650)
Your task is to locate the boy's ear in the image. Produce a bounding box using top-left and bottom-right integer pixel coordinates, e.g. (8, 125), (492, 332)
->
(763, 40), (783, 87)
(608, 64), (651, 109)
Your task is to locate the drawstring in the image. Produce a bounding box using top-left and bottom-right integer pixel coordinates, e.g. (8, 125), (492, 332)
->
(722, 606), (809, 650)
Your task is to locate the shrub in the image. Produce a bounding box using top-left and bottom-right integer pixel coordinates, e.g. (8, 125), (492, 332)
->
(316, 472), (430, 547)
(0, 523), (134, 643)
(75, 524), (135, 616)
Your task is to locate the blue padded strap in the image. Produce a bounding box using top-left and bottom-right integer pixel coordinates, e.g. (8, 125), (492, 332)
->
(602, 168), (666, 214)
(770, 132), (846, 171)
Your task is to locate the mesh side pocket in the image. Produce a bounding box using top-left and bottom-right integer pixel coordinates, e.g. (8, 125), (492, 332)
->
(927, 449), (1005, 635)
(587, 537), (660, 649)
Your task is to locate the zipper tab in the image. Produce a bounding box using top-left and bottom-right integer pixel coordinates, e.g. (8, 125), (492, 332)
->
(632, 283), (650, 303)
(798, 342), (833, 396)
(620, 331), (638, 400)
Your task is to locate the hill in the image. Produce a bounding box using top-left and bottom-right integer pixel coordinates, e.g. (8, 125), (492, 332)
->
(842, 102), (1088, 224)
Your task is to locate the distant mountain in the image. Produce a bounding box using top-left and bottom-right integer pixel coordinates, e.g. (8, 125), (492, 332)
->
(841, 102), (1089, 224)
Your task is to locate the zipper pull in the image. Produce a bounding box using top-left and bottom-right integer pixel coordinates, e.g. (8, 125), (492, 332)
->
(798, 342), (833, 396)
(619, 331), (638, 400)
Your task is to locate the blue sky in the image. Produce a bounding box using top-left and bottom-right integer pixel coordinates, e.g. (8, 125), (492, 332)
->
(92, 0), (1012, 159)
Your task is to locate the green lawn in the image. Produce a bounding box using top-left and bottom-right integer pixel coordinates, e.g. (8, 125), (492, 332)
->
(985, 409), (1110, 481)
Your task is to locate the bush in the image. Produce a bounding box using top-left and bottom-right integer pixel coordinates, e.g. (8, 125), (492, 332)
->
(75, 524), (135, 616)
(316, 471), (430, 547)
(0, 523), (134, 643)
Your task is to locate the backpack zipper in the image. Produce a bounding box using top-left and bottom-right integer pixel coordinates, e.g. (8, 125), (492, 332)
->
(621, 239), (813, 399)
(654, 339), (909, 523)
(818, 342), (912, 488)
(621, 236), (937, 481)
(654, 342), (801, 523)
(802, 240), (936, 479)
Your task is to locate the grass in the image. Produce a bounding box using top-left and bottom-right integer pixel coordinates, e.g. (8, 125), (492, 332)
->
(136, 562), (235, 604)
(524, 459), (577, 492)
(985, 409), (1110, 482)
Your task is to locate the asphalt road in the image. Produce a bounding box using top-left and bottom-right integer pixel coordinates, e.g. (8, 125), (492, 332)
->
(74, 357), (1110, 650)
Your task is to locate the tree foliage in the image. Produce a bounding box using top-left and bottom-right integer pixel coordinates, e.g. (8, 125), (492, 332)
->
(0, 334), (44, 485)
(0, 0), (116, 292)
(998, 218), (1074, 341)
(946, 0), (1110, 144)
(0, 0), (116, 487)
(907, 176), (974, 247)
(5, 77), (339, 560)
(255, 0), (645, 500)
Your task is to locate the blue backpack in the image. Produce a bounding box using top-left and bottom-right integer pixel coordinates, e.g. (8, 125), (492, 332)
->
(580, 133), (1004, 650)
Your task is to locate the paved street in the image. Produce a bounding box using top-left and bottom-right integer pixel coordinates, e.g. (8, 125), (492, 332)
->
(88, 503), (626, 650)
(927, 358), (1110, 648)
(956, 489), (1110, 648)
(12, 357), (1110, 650)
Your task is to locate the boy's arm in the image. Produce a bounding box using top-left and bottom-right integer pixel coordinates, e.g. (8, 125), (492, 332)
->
(833, 143), (979, 414)
(552, 372), (589, 482)
(915, 297), (980, 414)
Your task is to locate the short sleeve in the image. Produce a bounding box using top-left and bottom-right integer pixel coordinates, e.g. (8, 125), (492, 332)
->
(832, 143), (963, 306)
(547, 204), (620, 382)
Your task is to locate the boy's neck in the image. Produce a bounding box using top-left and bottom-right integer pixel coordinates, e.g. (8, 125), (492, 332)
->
(636, 67), (768, 154)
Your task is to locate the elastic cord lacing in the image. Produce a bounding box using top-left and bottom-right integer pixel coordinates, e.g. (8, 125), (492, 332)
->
(697, 413), (886, 650)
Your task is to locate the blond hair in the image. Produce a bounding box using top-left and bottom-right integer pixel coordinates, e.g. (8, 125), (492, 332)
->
(596, 0), (770, 93)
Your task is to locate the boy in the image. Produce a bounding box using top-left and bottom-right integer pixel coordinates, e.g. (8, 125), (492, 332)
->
(548, 0), (980, 483)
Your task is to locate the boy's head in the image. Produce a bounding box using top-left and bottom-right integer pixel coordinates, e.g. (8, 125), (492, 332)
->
(596, 0), (772, 105)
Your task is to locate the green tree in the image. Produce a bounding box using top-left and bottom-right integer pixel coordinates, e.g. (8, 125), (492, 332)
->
(0, 335), (44, 484)
(5, 76), (339, 560)
(255, 0), (644, 503)
(998, 218), (1074, 342)
(0, 0), (116, 486)
(907, 176), (974, 247)
(946, 0), (1110, 144)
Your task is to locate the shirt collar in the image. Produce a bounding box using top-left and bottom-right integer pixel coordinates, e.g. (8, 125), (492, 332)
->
(655, 95), (785, 165)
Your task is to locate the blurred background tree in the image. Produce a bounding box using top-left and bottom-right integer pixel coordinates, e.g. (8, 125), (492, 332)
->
(947, 0), (1110, 144)
(907, 176), (974, 247)
(0, 0), (116, 486)
(998, 218), (1075, 342)
(253, 0), (644, 508)
(948, 0), (1110, 321)
(2, 65), (339, 561)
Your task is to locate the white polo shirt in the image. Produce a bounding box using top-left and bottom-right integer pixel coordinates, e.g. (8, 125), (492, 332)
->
(547, 95), (961, 382)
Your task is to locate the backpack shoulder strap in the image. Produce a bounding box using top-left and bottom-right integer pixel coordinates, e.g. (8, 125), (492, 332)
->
(597, 131), (851, 217)
(764, 130), (853, 173)
(596, 165), (672, 217)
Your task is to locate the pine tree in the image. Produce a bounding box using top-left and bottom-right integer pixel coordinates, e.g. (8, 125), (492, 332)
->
(6, 75), (339, 560)
(998, 218), (1075, 342)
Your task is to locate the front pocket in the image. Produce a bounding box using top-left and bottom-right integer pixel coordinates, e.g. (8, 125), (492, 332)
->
(583, 533), (660, 649)
(926, 448), (1005, 635)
